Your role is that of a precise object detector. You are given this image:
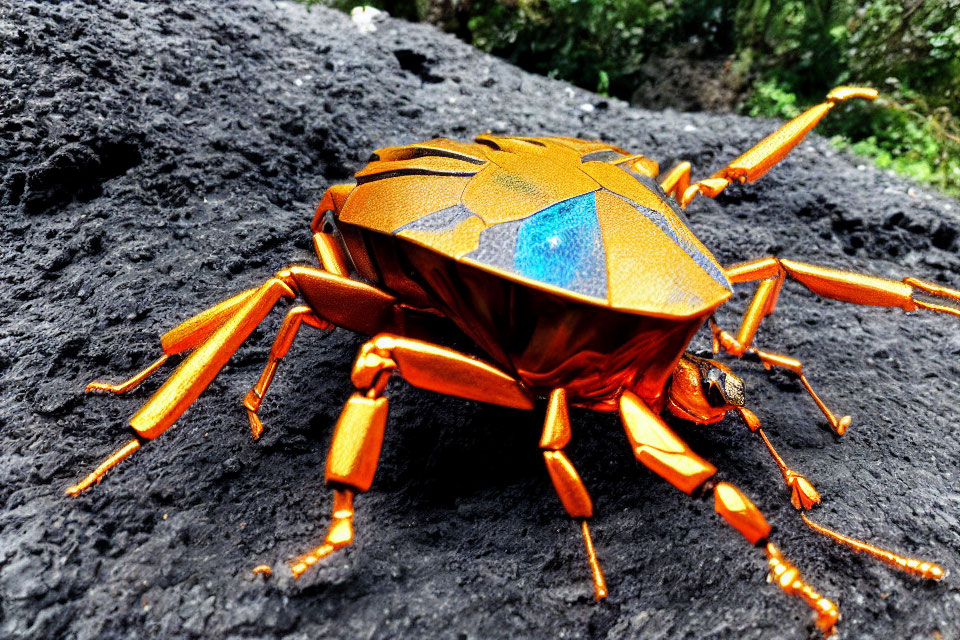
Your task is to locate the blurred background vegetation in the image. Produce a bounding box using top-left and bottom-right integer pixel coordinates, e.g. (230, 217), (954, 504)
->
(309, 0), (959, 197)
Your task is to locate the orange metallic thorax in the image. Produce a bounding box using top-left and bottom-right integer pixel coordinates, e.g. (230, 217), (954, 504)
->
(321, 134), (733, 409)
(354, 231), (709, 409)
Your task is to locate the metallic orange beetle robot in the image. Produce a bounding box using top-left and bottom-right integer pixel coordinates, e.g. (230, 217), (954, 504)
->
(72, 86), (957, 636)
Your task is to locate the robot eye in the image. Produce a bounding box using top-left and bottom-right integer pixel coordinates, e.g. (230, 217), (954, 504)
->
(703, 368), (746, 408)
(704, 370), (728, 407)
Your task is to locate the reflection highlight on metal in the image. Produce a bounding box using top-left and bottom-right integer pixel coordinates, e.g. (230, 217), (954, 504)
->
(66, 439), (140, 497)
(801, 513), (944, 580)
(766, 543), (839, 635)
(72, 86), (954, 637)
(251, 565), (272, 579)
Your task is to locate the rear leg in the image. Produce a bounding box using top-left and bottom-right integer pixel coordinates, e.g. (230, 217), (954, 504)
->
(88, 191), (354, 403)
(71, 266), (402, 496)
(85, 288), (258, 395)
(72, 290), (259, 496)
(242, 214), (355, 438)
(290, 333), (533, 577)
(660, 87), (877, 208)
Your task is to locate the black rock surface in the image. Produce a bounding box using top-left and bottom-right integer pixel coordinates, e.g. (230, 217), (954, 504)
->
(2, 1), (959, 638)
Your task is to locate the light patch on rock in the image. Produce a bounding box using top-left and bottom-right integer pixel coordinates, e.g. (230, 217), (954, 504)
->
(351, 6), (381, 33)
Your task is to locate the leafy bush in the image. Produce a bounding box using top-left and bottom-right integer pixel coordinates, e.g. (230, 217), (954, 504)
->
(306, 0), (960, 197)
(738, 0), (960, 196)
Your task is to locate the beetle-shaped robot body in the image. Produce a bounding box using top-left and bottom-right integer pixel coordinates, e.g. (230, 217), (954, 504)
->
(74, 87), (958, 635)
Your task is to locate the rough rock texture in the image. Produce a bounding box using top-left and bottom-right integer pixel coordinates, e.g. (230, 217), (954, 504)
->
(2, 2), (959, 639)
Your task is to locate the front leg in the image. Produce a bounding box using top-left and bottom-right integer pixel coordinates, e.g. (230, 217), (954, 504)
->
(290, 333), (533, 578)
(713, 256), (960, 434)
(619, 390), (840, 635)
(665, 353), (821, 510)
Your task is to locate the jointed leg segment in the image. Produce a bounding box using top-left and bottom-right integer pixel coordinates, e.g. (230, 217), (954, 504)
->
(731, 406), (822, 510)
(618, 390), (839, 633)
(713, 256), (960, 435)
(540, 388), (607, 599)
(74, 287), (266, 494)
(85, 288), (259, 395)
(73, 265), (403, 495)
(800, 513), (943, 580)
(755, 426), (821, 510)
(290, 333), (533, 578)
(661, 87), (878, 208)
(85, 355), (170, 395)
(244, 305), (332, 439)
(732, 402), (944, 597)
(66, 439), (142, 497)
(128, 275), (298, 440)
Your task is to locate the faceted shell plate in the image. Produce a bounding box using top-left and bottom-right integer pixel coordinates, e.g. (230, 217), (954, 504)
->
(337, 135), (732, 318)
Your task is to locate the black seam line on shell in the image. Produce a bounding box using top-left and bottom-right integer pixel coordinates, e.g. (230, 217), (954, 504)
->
(475, 136), (501, 151)
(473, 135), (548, 151)
(502, 137), (547, 147)
(354, 168), (479, 185)
(405, 146), (486, 165)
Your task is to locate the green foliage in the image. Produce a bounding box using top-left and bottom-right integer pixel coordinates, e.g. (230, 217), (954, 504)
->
(734, 0), (960, 196)
(466, 0), (680, 95)
(743, 78), (802, 118)
(302, 0), (960, 197)
(843, 94), (960, 197)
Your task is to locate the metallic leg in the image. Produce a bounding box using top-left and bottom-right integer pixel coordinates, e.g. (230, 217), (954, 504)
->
(738, 405), (944, 586)
(74, 267), (411, 497)
(714, 256), (960, 435)
(65, 439), (141, 497)
(312, 231), (351, 277)
(85, 355), (170, 395)
(739, 402), (944, 583)
(800, 513), (943, 580)
(540, 388), (607, 599)
(128, 275), (297, 440)
(661, 87), (877, 208)
(733, 404), (822, 510)
(755, 426), (821, 510)
(618, 390), (840, 635)
(764, 543), (839, 635)
(243, 306), (331, 439)
(85, 288), (258, 395)
(70, 278), (295, 497)
(290, 489), (355, 577)
(289, 334), (533, 579)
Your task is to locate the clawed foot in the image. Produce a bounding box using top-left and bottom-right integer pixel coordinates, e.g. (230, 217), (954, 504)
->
(785, 470), (821, 510)
(828, 414), (851, 437)
(84, 355), (171, 395)
(290, 489), (355, 579)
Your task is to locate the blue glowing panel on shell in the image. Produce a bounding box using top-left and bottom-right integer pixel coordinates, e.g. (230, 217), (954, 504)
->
(468, 191), (607, 299)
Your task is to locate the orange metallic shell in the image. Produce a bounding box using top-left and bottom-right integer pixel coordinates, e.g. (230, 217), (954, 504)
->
(335, 135), (732, 319)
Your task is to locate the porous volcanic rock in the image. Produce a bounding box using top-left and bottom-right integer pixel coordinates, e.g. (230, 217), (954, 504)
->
(2, 1), (959, 639)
